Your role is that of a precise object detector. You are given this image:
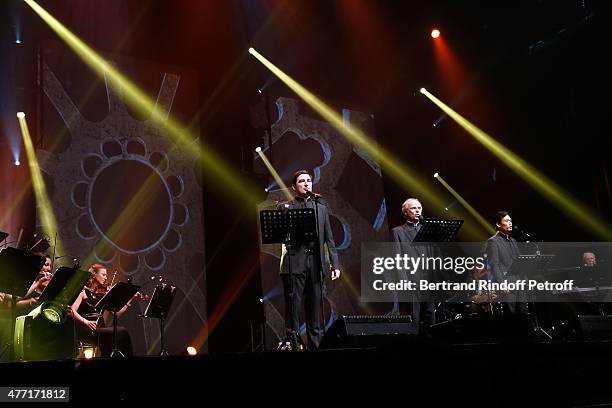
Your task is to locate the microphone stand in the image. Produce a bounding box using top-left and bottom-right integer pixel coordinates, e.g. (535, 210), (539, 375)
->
(512, 226), (550, 340)
(50, 232), (58, 272)
(309, 191), (327, 347)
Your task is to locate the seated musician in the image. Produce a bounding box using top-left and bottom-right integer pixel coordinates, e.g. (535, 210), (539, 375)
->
(71, 263), (138, 357)
(582, 252), (597, 267)
(0, 254), (53, 312)
(445, 266), (500, 318)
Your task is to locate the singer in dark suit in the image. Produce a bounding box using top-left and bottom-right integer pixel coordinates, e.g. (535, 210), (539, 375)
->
(390, 198), (435, 333)
(279, 170), (341, 350)
(485, 210), (527, 316)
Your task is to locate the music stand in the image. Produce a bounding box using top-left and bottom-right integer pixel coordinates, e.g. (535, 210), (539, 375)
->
(0, 248), (45, 361)
(37, 266), (89, 306)
(507, 254), (554, 279)
(142, 284), (176, 356)
(260, 208), (317, 351)
(507, 254), (555, 339)
(94, 282), (140, 358)
(413, 219), (464, 242)
(28, 237), (50, 253)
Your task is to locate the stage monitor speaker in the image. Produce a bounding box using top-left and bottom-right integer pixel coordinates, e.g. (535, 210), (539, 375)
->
(319, 315), (417, 349)
(429, 313), (533, 343)
(576, 315), (612, 339)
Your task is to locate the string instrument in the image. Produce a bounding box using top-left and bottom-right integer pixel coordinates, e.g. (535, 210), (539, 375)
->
(92, 270), (117, 329)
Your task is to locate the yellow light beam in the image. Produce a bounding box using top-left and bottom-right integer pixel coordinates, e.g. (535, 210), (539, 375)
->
(421, 88), (612, 240)
(434, 173), (495, 236)
(255, 147), (293, 202)
(248, 48), (486, 240)
(24, 0), (261, 207)
(17, 113), (64, 256)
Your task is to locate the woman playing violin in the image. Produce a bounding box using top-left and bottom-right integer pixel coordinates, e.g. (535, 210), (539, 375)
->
(71, 263), (138, 357)
(7, 254), (53, 312)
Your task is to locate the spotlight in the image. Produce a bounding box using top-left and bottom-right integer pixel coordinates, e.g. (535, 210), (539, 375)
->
(255, 146), (262, 153)
(264, 188), (269, 193)
(248, 47), (255, 55)
(431, 29), (440, 39)
(258, 89), (262, 94)
(432, 123), (437, 128)
(186, 346), (197, 356)
(433, 172), (439, 178)
(15, 160), (20, 166)
(83, 348), (95, 359)
(259, 298), (264, 303)
(444, 207), (449, 211)
(78, 343), (96, 359)
(419, 88), (426, 94)
(16, 112), (25, 118)
(15, 39), (22, 44)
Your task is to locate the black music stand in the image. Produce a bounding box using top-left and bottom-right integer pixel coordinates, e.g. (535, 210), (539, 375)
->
(260, 208), (317, 351)
(412, 219), (463, 324)
(28, 237), (50, 253)
(94, 282), (140, 358)
(37, 266), (89, 306)
(413, 219), (464, 242)
(508, 254), (555, 339)
(0, 248), (45, 361)
(142, 284), (176, 356)
(508, 254), (554, 279)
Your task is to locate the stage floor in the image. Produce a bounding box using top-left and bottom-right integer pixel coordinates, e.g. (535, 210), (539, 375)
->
(2, 339), (612, 406)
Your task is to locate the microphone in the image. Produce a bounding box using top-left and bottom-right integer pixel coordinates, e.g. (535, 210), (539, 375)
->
(512, 225), (531, 239)
(55, 254), (80, 265)
(418, 215), (425, 224)
(305, 190), (322, 198)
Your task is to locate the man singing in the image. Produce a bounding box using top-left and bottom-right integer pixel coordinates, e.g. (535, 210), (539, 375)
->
(279, 170), (341, 350)
(485, 210), (527, 316)
(391, 198), (435, 334)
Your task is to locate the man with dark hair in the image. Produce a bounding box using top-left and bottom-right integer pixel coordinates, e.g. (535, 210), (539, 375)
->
(486, 211), (519, 284)
(485, 211), (528, 316)
(279, 170), (341, 350)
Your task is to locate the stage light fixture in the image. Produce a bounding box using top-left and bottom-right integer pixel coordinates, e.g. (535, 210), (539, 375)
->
(431, 29), (440, 39)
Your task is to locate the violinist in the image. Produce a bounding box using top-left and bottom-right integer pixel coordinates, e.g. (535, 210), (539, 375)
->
(71, 263), (138, 357)
(2, 254), (54, 312)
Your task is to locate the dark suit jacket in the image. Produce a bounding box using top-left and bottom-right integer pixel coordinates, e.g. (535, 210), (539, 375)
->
(279, 197), (340, 277)
(485, 233), (519, 283)
(391, 222), (421, 246)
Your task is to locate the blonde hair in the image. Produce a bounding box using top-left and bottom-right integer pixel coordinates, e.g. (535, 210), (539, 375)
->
(86, 263), (107, 289)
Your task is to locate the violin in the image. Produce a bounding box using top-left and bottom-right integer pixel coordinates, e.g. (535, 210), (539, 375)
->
(94, 285), (109, 297)
(92, 283), (151, 301)
(136, 292), (151, 301)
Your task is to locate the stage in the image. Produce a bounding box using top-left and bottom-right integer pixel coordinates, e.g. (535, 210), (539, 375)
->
(4, 339), (612, 406)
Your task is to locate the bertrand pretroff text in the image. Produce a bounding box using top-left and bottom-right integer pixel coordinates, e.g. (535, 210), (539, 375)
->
(360, 242), (611, 303)
(372, 279), (574, 292)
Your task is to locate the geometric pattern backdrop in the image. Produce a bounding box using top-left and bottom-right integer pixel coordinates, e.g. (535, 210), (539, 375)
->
(39, 40), (206, 355)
